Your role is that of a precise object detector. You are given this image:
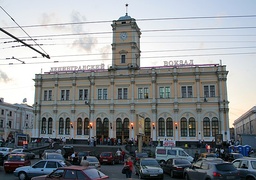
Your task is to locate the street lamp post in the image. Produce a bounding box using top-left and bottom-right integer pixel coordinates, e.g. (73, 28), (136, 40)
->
(85, 101), (92, 138)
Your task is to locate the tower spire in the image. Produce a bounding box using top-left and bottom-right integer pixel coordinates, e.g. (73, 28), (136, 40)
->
(125, 4), (128, 15)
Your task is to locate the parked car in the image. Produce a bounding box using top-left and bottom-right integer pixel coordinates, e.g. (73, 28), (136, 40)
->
(78, 151), (96, 161)
(13, 159), (72, 180)
(86, 156), (101, 170)
(155, 146), (194, 163)
(134, 152), (148, 164)
(184, 158), (240, 180)
(30, 166), (109, 180)
(62, 145), (74, 159)
(0, 152), (4, 166)
(41, 149), (57, 157)
(0, 147), (13, 159)
(4, 153), (31, 173)
(42, 152), (65, 161)
(135, 157), (164, 179)
(11, 149), (35, 159)
(99, 152), (120, 165)
(161, 158), (191, 178)
(232, 157), (256, 180)
(198, 152), (218, 159)
(225, 153), (243, 162)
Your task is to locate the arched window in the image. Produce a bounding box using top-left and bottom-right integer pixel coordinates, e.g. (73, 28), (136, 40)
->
(77, 118), (82, 135)
(123, 118), (129, 139)
(96, 118), (103, 138)
(158, 118), (165, 136)
(181, 117), (187, 137)
(41, 117), (46, 134)
(84, 118), (89, 135)
(212, 117), (219, 137)
(145, 118), (151, 136)
(166, 117), (173, 137)
(116, 118), (122, 137)
(188, 117), (196, 137)
(59, 118), (64, 135)
(103, 118), (109, 138)
(48, 118), (53, 134)
(203, 117), (210, 137)
(65, 118), (70, 135)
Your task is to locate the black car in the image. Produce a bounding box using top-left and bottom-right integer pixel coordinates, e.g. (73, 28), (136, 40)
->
(63, 145), (74, 159)
(161, 158), (191, 178)
(0, 152), (4, 166)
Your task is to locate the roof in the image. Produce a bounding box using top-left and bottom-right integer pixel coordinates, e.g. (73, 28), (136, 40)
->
(58, 165), (89, 170)
(118, 13), (133, 21)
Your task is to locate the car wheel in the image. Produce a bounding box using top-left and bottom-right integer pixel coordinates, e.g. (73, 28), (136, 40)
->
(247, 177), (255, 180)
(18, 172), (28, 180)
(184, 173), (190, 180)
(170, 170), (174, 178)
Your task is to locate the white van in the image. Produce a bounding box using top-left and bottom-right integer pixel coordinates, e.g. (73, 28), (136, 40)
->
(155, 146), (194, 163)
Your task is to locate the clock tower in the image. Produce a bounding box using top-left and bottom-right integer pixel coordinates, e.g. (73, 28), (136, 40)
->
(110, 12), (141, 70)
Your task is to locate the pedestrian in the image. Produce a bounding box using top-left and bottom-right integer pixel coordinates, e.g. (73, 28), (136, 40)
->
(194, 150), (199, 162)
(116, 148), (121, 161)
(121, 150), (126, 162)
(124, 156), (133, 179)
(80, 156), (89, 167)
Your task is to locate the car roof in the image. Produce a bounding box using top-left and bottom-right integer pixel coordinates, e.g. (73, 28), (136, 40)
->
(58, 165), (89, 170)
(9, 153), (27, 156)
(87, 156), (97, 158)
(39, 159), (65, 162)
(141, 157), (156, 160)
(234, 157), (256, 160)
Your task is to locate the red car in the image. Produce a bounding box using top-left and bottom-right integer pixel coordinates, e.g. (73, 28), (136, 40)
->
(4, 153), (31, 173)
(99, 152), (120, 165)
(31, 166), (109, 180)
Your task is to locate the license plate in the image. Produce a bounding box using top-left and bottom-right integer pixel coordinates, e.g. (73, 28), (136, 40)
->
(103, 159), (107, 161)
(150, 174), (157, 176)
(227, 176), (235, 179)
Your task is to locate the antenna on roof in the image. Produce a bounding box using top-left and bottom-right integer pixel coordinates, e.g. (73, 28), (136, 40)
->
(125, 4), (128, 15)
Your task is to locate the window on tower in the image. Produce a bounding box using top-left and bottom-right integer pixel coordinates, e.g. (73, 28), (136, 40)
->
(121, 55), (126, 64)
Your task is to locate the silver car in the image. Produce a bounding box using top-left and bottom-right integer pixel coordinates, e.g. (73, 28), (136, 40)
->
(184, 158), (240, 180)
(135, 158), (164, 179)
(13, 159), (71, 180)
(232, 157), (256, 180)
(86, 156), (101, 170)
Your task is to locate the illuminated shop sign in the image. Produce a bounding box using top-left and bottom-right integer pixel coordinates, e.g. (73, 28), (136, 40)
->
(50, 63), (105, 72)
(164, 60), (194, 66)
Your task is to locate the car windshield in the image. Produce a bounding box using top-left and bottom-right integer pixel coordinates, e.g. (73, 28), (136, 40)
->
(175, 159), (191, 165)
(233, 154), (243, 159)
(101, 153), (111, 157)
(141, 159), (159, 167)
(251, 160), (256, 169)
(47, 154), (63, 159)
(83, 169), (107, 179)
(8, 155), (25, 161)
(87, 157), (99, 162)
(12, 149), (22, 153)
(78, 152), (89, 156)
(216, 163), (236, 171)
(137, 153), (148, 158)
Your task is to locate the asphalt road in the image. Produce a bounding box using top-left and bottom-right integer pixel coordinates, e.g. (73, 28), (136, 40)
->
(0, 158), (183, 180)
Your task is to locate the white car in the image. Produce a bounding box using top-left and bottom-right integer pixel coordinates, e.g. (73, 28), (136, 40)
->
(0, 147), (13, 158)
(11, 149), (36, 159)
(13, 159), (71, 180)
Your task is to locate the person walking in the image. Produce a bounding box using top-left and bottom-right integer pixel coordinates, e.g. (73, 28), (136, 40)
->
(124, 156), (133, 179)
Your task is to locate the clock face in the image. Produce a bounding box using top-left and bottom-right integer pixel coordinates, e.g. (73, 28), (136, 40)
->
(120, 32), (127, 40)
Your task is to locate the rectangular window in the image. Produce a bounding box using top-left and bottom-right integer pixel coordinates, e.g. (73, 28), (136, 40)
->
(66, 90), (70, 100)
(44, 90), (47, 101)
(159, 87), (170, 98)
(98, 88), (108, 100)
(79, 89), (88, 100)
(121, 55), (126, 63)
(48, 90), (52, 100)
(61, 90), (70, 101)
(61, 90), (65, 100)
(0, 120), (3, 128)
(204, 85), (215, 97)
(1, 110), (3, 115)
(118, 88), (128, 99)
(181, 86), (193, 98)
(103, 89), (108, 99)
(138, 87), (149, 99)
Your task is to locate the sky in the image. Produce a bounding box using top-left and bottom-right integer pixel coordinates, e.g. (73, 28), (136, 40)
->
(0, 0), (256, 127)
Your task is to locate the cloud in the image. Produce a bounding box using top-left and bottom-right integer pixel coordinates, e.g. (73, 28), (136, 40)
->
(0, 70), (12, 83)
(70, 10), (98, 52)
(98, 45), (111, 59)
